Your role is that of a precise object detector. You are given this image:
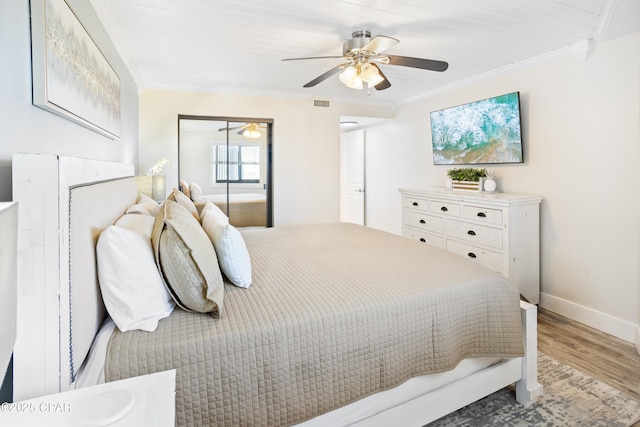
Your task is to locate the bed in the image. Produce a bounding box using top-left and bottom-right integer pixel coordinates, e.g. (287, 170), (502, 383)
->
(12, 154), (542, 426)
(196, 192), (266, 227)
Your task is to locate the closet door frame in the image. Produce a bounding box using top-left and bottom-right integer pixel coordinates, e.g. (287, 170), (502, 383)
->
(178, 114), (273, 227)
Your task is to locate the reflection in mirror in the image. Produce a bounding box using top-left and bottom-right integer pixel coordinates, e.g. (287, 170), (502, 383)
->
(178, 116), (272, 228)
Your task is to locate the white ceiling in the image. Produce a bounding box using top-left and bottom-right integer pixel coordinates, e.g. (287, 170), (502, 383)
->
(90, 0), (639, 106)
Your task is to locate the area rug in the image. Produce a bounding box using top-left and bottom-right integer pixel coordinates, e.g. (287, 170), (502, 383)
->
(428, 353), (640, 426)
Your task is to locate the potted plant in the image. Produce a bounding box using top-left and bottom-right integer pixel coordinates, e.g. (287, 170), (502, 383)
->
(447, 168), (486, 191)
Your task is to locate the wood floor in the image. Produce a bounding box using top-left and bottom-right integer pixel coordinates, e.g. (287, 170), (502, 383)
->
(538, 308), (640, 425)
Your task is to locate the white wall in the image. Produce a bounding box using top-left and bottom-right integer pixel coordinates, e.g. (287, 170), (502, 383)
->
(364, 32), (640, 343)
(0, 0), (139, 201)
(139, 90), (394, 226)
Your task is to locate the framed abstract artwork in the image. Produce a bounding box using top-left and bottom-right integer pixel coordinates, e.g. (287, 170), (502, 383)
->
(30, 0), (121, 139)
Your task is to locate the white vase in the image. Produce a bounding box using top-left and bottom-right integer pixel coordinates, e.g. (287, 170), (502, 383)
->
(446, 177), (453, 189)
(484, 178), (496, 192)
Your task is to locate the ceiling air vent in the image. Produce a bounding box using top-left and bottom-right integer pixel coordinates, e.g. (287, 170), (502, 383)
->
(313, 100), (330, 108)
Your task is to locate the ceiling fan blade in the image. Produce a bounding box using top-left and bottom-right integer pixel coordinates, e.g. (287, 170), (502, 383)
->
(282, 56), (345, 61)
(387, 55), (449, 72)
(372, 64), (391, 90)
(362, 35), (399, 54)
(303, 62), (350, 88)
(218, 125), (245, 132)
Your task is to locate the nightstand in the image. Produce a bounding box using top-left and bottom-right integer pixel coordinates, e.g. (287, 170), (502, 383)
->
(1, 369), (175, 426)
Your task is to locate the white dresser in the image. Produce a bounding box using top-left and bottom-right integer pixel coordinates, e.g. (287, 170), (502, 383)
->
(400, 188), (541, 304)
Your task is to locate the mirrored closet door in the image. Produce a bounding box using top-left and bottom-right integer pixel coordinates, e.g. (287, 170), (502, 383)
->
(178, 115), (273, 227)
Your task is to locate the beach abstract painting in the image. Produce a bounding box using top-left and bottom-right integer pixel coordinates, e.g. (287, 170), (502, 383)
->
(431, 92), (523, 165)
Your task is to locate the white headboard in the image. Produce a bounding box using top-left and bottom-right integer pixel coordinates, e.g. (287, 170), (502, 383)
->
(12, 154), (136, 400)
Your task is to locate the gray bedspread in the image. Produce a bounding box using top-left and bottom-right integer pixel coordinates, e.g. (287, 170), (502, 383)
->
(105, 223), (523, 426)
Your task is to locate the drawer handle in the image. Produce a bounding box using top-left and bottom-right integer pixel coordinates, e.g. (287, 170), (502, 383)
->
(477, 212), (486, 218)
(467, 252), (477, 259)
(412, 202), (419, 207)
(467, 230), (476, 236)
(419, 219), (426, 224)
(419, 238), (426, 243)
(440, 206), (448, 212)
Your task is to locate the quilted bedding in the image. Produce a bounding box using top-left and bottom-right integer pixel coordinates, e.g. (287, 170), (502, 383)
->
(105, 223), (523, 426)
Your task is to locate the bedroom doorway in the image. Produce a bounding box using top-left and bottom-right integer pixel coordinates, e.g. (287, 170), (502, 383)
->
(178, 115), (273, 227)
(340, 129), (365, 225)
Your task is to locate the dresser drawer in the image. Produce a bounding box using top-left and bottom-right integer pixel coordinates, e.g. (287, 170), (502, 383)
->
(403, 196), (429, 212)
(404, 211), (444, 234)
(403, 227), (445, 248)
(429, 200), (461, 217)
(446, 240), (504, 274)
(446, 219), (503, 250)
(463, 205), (503, 225)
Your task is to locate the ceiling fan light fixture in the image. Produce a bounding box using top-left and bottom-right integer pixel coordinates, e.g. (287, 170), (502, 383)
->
(242, 123), (262, 139)
(339, 64), (382, 90)
(339, 66), (355, 85)
(339, 66), (363, 89)
(368, 73), (385, 87)
(350, 76), (363, 89)
(243, 129), (261, 138)
(359, 63), (379, 83)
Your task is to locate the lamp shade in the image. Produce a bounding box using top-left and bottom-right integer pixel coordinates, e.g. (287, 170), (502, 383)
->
(136, 175), (166, 202)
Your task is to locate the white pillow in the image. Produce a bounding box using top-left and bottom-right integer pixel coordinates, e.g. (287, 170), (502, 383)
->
(189, 182), (203, 202)
(200, 200), (228, 225)
(201, 208), (252, 288)
(115, 213), (155, 240)
(126, 193), (160, 217)
(97, 224), (175, 332)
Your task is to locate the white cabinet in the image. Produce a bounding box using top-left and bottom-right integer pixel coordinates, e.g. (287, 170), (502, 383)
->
(400, 188), (541, 304)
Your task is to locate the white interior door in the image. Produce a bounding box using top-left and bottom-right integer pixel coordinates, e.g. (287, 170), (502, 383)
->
(340, 129), (365, 225)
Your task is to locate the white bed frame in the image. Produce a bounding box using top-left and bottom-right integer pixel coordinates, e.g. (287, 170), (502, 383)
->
(12, 153), (543, 425)
(12, 154), (136, 400)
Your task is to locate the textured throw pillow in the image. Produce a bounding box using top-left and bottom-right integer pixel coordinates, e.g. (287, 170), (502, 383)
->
(97, 223), (175, 332)
(125, 193), (160, 217)
(170, 187), (199, 221)
(189, 182), (203, 202)
(151, 200), (224, 317)
(201, 205), (252, 288)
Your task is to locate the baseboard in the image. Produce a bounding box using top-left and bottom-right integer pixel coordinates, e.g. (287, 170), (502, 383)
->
(539, 292), (637, 344)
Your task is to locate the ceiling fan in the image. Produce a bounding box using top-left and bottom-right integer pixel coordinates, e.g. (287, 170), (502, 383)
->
(218, 123), (266, 139)
(282, 29), (448, 91)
